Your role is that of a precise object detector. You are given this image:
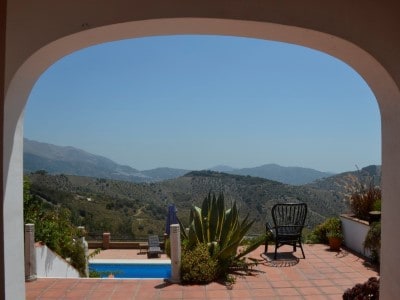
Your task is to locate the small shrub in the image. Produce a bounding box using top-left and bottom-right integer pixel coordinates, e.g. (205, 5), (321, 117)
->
(311, 224), (329, 244)
(309, 217), (341, 244)
(69, 239), (87, 277)
(304, 231), (320, 244)
(89, 269), (101, 278)
(343, 277), (379, 300)
(351, 185), (381, 221)
(364, 221), (381, 264)
(181, 243), (218, 284)
(88, 268), (121, 278)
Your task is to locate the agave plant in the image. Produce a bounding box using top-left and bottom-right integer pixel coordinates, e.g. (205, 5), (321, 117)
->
(183, 192), (264, 266)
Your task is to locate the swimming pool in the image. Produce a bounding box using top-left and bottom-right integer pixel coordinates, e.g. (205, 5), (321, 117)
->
(89, 259), (171, 279)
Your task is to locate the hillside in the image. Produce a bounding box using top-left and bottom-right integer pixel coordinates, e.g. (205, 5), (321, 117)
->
(161, 171), (347, 232)
(26, 170), (350, 239)
(307, 165), (381, 201)
(27, 172), (166, 240)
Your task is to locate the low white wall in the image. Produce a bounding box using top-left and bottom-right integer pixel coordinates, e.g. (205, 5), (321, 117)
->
(340, 214), (371, 257)
(35, 244), (80, 278)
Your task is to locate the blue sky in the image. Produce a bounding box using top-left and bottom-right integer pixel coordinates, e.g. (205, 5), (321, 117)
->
(24, 35), (381, 173)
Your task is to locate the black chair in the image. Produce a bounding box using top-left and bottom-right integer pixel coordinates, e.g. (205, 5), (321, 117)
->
(265, 203), (307, 259)
(147, 235), (162, 258)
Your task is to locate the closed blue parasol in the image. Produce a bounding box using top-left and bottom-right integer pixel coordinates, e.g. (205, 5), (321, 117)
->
(165, 204), (178, 235)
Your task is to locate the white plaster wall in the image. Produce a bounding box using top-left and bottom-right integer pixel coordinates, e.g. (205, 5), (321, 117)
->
(35, 244), (79, 278)
(3, 114), (24, 299)
(340, 215), (371, 257)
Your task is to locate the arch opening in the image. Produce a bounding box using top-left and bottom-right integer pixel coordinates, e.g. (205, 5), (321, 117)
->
(24, 33), (381, 240)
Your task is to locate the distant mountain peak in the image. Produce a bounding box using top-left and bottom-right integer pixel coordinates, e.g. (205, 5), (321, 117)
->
(25, 138), (349, 185)
(209, 165), (236, 172)
(23, 138), (189, 183)
(208, 163), (334, 185)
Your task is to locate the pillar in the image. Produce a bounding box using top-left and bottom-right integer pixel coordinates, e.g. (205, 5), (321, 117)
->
(103, 232), (110, 249)
(24, 224), (36, 282)
(169, 224), (181, 283)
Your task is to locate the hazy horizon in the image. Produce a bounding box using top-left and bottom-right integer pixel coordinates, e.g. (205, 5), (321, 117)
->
(24, 35), (381, 173)
(23, 137), (377, 175)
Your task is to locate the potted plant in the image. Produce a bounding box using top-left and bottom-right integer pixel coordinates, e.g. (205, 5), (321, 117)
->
(326, 217), (343, 251)
(327, 229), (343, 251)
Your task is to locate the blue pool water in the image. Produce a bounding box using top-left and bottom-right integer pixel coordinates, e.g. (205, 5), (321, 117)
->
(89, 262), (171, 279)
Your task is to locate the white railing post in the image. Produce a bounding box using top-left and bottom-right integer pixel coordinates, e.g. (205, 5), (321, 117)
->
(170, 224), (181, 283)
(24, 224), (37, 282)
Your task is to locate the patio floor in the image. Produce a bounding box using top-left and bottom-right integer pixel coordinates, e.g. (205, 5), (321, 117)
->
(26, 244), (379, 299)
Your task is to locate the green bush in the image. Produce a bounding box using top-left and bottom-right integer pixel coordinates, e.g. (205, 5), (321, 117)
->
(89, 269), (101, 278)
(364, 221), (381, 264)
(308, 217), (341, 244)
(181, 243), (218, 284)
(69, 239), (87, 277)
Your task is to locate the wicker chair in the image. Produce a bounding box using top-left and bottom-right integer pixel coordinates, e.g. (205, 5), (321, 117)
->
(265, 203), (307, 259)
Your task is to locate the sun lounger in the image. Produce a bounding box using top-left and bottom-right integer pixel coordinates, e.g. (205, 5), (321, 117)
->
(147, 235), (162, 258)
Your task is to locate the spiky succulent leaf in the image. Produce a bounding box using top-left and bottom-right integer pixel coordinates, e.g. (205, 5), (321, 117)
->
(192, 206), (205, 243)
(236, 234), (267, 259)
(215, 193), (225, 240)
(220, 208), (234, 244)
(209, 194), (223, 242)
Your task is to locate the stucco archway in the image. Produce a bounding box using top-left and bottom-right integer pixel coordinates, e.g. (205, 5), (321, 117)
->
(4, 16), (400, 299)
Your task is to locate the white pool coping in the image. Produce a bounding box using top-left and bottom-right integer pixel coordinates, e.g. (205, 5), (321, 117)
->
(89, 259), (171, 264)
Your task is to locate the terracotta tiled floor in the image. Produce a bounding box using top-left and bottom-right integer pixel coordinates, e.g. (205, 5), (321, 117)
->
(26, 244), (379, 299)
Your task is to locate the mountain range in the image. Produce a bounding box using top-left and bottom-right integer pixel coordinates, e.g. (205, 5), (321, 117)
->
(212, 164), (334, 185)
(24, 138), (333, 185)
(24, 138), (189, 182)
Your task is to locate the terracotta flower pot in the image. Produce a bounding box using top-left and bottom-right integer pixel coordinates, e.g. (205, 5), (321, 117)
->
(328, 237), (342, 251)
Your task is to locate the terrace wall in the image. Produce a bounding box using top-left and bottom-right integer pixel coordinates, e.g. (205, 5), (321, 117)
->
(35, 244), (79, 278)
(88, 233), (165, 250)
